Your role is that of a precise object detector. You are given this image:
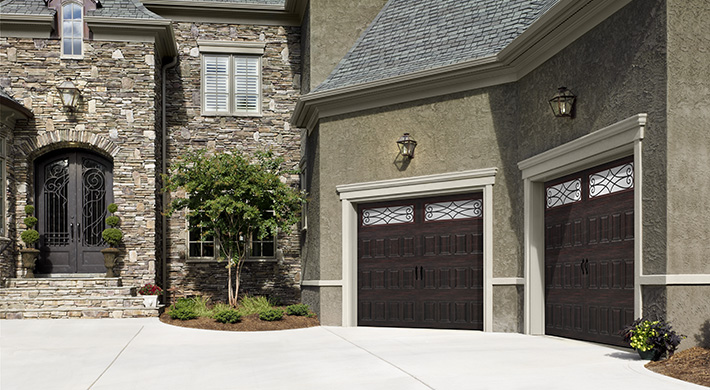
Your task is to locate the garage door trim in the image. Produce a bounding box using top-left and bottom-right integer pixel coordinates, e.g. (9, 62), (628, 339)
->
(337, 168), (497, 329)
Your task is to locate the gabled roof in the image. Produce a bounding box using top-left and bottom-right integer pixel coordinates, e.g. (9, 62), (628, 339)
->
(162, 0), (285, 4)
(314, 0), (558, 93)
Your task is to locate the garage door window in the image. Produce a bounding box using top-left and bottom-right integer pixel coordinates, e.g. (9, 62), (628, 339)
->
(424, 199), (482, 221)
(589, 162), (634, 198)
(362, 205), (414, 226)
(546, 178), (581, 209)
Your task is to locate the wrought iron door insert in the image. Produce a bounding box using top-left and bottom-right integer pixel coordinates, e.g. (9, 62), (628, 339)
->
(35, 150), (113, 274)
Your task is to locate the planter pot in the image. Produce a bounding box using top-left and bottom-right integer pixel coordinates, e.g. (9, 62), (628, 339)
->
(20, 248), (40, 278)
(637, 348), (664, 361)
(141, 295), (159, 308)
(100, 248), (121, 277)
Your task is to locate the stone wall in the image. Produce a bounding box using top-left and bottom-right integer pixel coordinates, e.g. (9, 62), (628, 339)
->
(164, 22), (302, 304)
(0, 37), (160, 288)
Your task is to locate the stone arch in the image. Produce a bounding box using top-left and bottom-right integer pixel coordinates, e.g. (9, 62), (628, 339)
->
(17, 131), (120, 162)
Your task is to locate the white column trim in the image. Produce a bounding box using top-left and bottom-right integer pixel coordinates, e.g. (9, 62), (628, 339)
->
(639, 274), (710, 285)
(301, 280), (343, 287)
(492, 277), (525, 285)
(518, 113), (646, 335)
(336, 168), (498, 328)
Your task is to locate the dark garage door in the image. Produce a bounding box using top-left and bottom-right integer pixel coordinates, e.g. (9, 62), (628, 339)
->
(545, 156), (635, 346)
(358, 193), (483, 330)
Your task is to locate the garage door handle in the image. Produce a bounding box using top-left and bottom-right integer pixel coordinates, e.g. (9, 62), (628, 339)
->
(580, 258), (589, 275)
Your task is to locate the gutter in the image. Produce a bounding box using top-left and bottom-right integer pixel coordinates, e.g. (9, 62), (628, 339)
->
(161, 55), (178, 296)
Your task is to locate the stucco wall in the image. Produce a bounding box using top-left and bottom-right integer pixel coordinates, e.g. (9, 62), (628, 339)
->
(665, 0), (710, 275)
(164, 21), (303, 304)
(304, 0), (670, 330)
(0, 37), (160, 288)
(305, 0), (388, 90)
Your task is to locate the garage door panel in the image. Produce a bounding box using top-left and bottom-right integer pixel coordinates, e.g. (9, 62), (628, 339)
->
(545, 156), (634, 347)
(358, 193), (483, 330)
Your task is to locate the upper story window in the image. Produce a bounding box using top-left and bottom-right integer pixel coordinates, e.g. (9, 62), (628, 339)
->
(198, 40), (265, 117)
(61, 1), (83, 58)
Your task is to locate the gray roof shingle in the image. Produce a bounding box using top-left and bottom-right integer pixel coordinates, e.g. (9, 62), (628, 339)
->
(0, 0), (164, 19)
(148, 0), (285, 5)
(314, 0), (559, 93)
(87, 0), (164, 19)
(0, 0), (55, 16)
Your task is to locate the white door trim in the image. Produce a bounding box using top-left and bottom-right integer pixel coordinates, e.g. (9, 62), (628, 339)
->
(517, 113), (646, 335)
(336, 168), (497, 330)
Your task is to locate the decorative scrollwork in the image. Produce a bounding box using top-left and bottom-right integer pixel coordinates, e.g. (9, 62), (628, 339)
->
(589, 163), (633, 198)
(362, 205), (414, 226)
(43, 159), (69, 247)
(82, 158), (107, 246)
(425, 199), (482, 221)
(546, 178), (581, 209)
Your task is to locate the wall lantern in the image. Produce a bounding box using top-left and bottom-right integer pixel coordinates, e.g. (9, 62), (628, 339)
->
(57, 78), (81, 111)
(549, 86), (576, 118)
(396, 133), (417, 158)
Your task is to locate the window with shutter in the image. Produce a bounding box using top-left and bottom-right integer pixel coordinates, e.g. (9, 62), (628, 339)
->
(202, 53), (262, 116)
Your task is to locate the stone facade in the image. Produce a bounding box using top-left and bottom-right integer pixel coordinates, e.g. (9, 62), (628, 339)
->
(0, 36), (161, 289)
(164, 21), (302, 304)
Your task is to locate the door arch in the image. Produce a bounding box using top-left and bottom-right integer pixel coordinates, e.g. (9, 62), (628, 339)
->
(34, 149), (113, 274)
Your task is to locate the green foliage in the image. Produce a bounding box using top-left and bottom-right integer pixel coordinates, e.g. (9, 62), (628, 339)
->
(164, 149), (306, 305)
(621, 318), (686, 358)
(286, 303), (311, 317)
(214, 308), (242, 324)
(169, 307), (198, 320)
(259, 308), (284, 321)
(105, 216), (120, 227)
(24, 205), (35, 215)
(107, 203), (118, 213)
(102, 228), (123, 247)
(23, 216), (38, 229)
(21, 230), (40, 247)
(238, 295), (274, 316)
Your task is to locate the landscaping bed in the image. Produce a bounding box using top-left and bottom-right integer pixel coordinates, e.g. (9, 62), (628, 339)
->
(645, 347), (710, 387)
(158, 296), (320, 332)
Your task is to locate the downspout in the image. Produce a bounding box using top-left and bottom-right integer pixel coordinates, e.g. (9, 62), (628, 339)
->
(161, 55), (178, 297)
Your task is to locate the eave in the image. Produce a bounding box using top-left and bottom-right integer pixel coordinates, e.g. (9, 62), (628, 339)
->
(292, 0), (633, 132)
(1, 95), (34, 129)
(142, 0), (306, 26)
(0, 14), (54, 38)
(86, 17), (178, 59)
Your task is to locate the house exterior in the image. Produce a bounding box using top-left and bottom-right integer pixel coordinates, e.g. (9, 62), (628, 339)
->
(1, 0), (707, 350)
(0, 0), (305, 317)
(293, 0), (710, 349)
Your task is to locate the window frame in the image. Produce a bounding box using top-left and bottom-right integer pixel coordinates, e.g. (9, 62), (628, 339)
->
(60, 1), (84, 59)
(198, 41), (266, 117)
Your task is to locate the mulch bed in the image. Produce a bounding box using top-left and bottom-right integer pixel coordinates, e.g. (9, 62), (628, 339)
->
(159, 311), (320, 332)
(645, 347), (710, 387)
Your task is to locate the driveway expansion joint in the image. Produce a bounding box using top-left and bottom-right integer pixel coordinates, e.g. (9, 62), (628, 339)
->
(87, 325), (145, 390)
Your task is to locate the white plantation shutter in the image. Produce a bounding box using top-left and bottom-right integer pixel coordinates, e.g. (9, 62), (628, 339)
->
(234, 56), (260, 113)
(203, 55), (230, 113)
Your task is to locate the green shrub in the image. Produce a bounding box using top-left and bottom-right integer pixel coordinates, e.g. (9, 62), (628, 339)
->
(102, 228), (123, 247)
(21, 229), (40, 247)
(24, 205), (35, 215)
(23, 216), (38, 229)
(286, 304), (310, 316)
(259, 308), (284, 321)
(105, 216), (120, 227)
(238, 295), (273, 316)
(169, 307), (198, 320)
(214, 308), (242, 324)
(107, 203), (118, 213)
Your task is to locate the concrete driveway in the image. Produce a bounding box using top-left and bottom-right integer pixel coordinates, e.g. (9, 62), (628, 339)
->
(0, 318), (703, 390)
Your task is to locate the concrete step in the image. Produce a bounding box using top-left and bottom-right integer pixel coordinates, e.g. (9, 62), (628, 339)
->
(0, 286), (133, 299)
(0, 296), (148, 310)
(0, 307), (159, 319)
(7, 277), (122, 289)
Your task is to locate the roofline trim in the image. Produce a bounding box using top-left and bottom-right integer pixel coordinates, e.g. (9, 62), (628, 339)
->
(142, 0), (306, 25)
(86, 17), (179, 58)
(0, 95), (34, 119)
(292, 0), (633, 131)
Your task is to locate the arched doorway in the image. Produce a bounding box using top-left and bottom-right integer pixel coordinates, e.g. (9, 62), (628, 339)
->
(34, 150), (113, 274)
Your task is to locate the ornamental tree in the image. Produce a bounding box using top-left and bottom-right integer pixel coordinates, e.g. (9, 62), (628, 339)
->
(164, 150), (305, 306)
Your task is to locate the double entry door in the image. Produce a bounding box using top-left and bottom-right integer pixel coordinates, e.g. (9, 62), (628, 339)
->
(35, 150), (113, 274)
